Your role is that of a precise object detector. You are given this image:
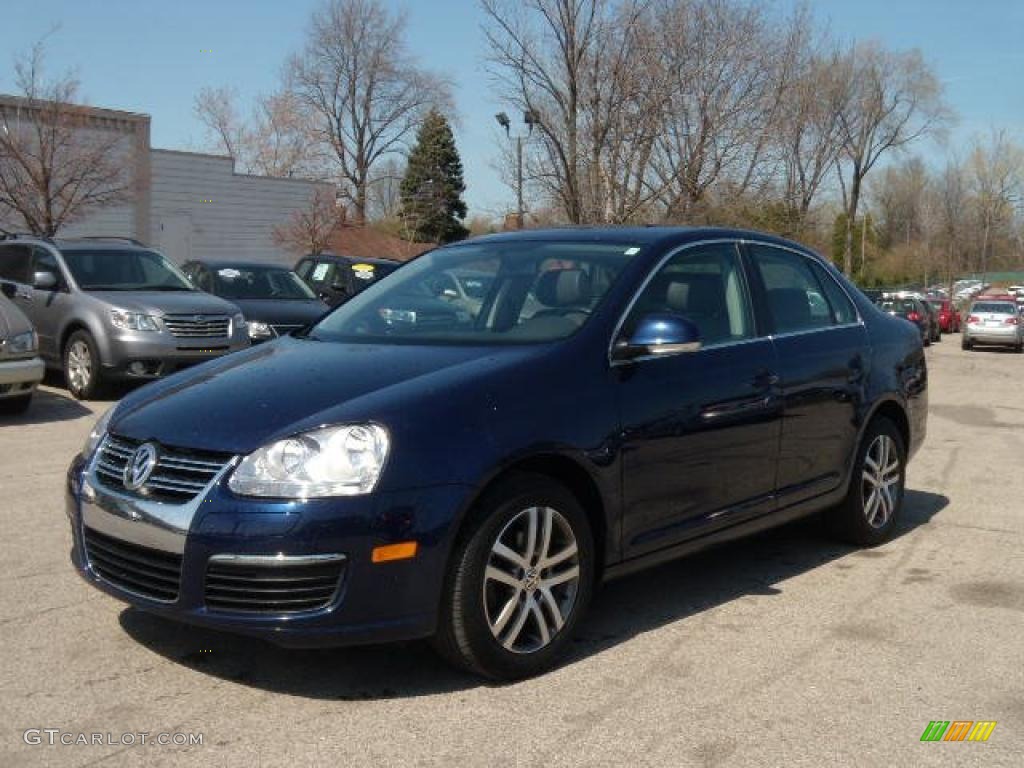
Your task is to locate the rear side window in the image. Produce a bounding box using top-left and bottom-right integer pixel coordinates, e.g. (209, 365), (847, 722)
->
(808, 261), (857, 324)
(0, 244), (31, 283)
(623, 242), (754, 347)
(749, 246), (833, 334)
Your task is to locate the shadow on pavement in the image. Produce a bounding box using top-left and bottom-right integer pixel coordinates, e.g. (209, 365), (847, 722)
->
(0, 387), (95, 425)
(119, 488), (948, 698)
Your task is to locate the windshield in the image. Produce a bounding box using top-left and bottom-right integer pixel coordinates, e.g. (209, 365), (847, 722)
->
(881, 299), (918, 313)
(309, 240), (643, 344)
(213, 265), (316, 300)
(971, 302), (1015, 314)
(63, 249), (193, 291)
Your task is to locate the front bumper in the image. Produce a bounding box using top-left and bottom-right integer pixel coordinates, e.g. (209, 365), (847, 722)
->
(0, 356), (44, 397)
(101, 331), (250, 380)
(66, 455), (473, 647)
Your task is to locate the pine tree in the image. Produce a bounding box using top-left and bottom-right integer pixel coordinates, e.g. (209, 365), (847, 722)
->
(400, 110), (468, 243)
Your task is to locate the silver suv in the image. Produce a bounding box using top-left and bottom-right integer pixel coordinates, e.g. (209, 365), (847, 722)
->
(0, 235), (249, 399)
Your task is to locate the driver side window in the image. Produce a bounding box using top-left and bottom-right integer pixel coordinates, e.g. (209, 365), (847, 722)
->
(623, 243), (754, 348)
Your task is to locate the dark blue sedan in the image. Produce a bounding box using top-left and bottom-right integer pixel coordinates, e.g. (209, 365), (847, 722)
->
(66, 228), (927, 679)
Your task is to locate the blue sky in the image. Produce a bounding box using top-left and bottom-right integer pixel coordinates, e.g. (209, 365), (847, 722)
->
(2, 0), (1022, 218)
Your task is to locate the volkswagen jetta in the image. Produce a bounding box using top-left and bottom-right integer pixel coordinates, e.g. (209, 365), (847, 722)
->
(66, 228), (927, 680)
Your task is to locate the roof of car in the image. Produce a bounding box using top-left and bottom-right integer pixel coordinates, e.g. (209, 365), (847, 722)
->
(299, 253), (401, 266)
(186, 258), (295, 271)
(455, 226), (820, 254)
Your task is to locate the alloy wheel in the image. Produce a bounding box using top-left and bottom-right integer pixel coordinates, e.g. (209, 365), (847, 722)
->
(483, 506), (581, 654)
(67, 341), (92, 393)
(861, 434), (901, 529)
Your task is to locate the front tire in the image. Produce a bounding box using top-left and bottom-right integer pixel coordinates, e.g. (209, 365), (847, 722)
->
(433, 473), (595, 680)
(827, 417), (906, 546)
(64, 331), (105, 400)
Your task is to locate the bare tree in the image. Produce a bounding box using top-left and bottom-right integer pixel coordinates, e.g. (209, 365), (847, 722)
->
(289, 0), (450, 224)
(194, 86), (320, 178)
(651, 0), (796, 222)
(366, 157), (405, 220)
(0, 40), (131, 236)
(272, 187), (342, 255)
(967, 129), (1023, 280)
(834, 42), (950, 276)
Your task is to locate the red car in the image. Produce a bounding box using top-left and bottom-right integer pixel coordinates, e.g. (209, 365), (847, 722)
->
(927, 298), (960, 333)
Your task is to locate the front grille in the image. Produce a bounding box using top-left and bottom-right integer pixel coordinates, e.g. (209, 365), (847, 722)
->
(84, 527), (182, 602)
(93, 434), (232, 503)
(163, 315), (230, 338)
(205, 556), (346, 614)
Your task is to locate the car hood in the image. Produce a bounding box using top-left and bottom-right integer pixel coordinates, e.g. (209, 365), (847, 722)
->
(112, 337), (534, 454)
(228, 298), (328, 326)
(89, 290), (240, 316)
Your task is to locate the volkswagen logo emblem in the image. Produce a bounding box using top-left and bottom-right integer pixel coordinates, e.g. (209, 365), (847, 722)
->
(123, 443), (159, 491)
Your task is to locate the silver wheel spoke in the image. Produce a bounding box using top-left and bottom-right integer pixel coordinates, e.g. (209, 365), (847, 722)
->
(541, 542), (577, 568)
(862, 470), (877, 487)
(530, 597), (551, 646)
(492, 542), (528, 569)
(522, 507), (539, 566)
(542, 564), (580, 589)
(501, 596), (532, 650)
(485, 564), (521, 589)
(537, 507), (554, 566)
(491, 594), (521, 636)
(537, 586), (565, 631)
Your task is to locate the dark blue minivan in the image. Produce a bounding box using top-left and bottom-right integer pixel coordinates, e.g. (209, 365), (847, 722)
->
(66, 228), (927, 679)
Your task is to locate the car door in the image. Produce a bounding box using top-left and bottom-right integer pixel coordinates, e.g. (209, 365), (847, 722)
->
(745, 243), (868, 507)
(26, 246), (72, 363)
(616, 241), (783, 558)
(0, 244), (48, 352)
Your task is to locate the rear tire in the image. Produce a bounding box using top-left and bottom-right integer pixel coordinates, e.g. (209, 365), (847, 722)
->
(827, 417), (906, 547)
(962, 336), (972, 351)
(432, 473), (595, 680)
(64, 331), (105, 400)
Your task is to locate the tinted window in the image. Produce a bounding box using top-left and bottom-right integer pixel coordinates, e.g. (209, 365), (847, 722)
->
(295, 259), (313, 280)
(307, 260), (338, 287)
(809, 261), (857, 324)
(750, 246), (833, 334)
(211, 265), (316, 300)
(971, 302), (1016, 314)
(0, 244), (31, 283)
(623, 242), (753, 347)
(311, 241), (641, 344)
(62, 249), (193, 291)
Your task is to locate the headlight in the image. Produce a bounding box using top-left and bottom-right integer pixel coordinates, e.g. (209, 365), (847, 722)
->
(110, 309), (159, 331)
(228, 424), (389, 498)
(6, 329), (37, 354)
(248, 321), (272, 339)
(82, 408), (114, 460)
(232, 313), (247, 332)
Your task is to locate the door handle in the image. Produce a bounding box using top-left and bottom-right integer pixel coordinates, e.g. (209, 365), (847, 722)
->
(753, 369), (779, 390)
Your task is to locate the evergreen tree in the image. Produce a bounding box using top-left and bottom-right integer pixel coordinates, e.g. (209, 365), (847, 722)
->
(400, 110), (468, 243)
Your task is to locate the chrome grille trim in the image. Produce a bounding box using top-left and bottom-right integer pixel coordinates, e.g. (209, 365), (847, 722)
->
(162, 315), (231, 338)
(204, 554), (347, 614)
(92, 434), (233, 503)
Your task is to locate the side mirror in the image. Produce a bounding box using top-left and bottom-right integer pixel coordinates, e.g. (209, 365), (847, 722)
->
(613, 313), (701, 362)
(33, 270), (58, 290)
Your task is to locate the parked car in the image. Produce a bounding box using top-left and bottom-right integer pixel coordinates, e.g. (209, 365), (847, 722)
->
(66, 227), (928, 680)
(295, 253), (402, 307)
(0, 235), (249, 399)
(962, 300), (1024, 352)
(879, 297), (931, 345)
(181, 260), (328, 343)
(925, 298), (960, 334)
(0, 284), (45, 413)
(920, 300), (942, 342)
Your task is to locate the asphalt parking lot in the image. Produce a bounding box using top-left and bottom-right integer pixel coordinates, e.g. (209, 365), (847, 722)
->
(1, 339), (1022, 767)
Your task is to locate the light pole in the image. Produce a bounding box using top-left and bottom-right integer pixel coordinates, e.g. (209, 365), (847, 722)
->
(495, 110), (538, 229)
